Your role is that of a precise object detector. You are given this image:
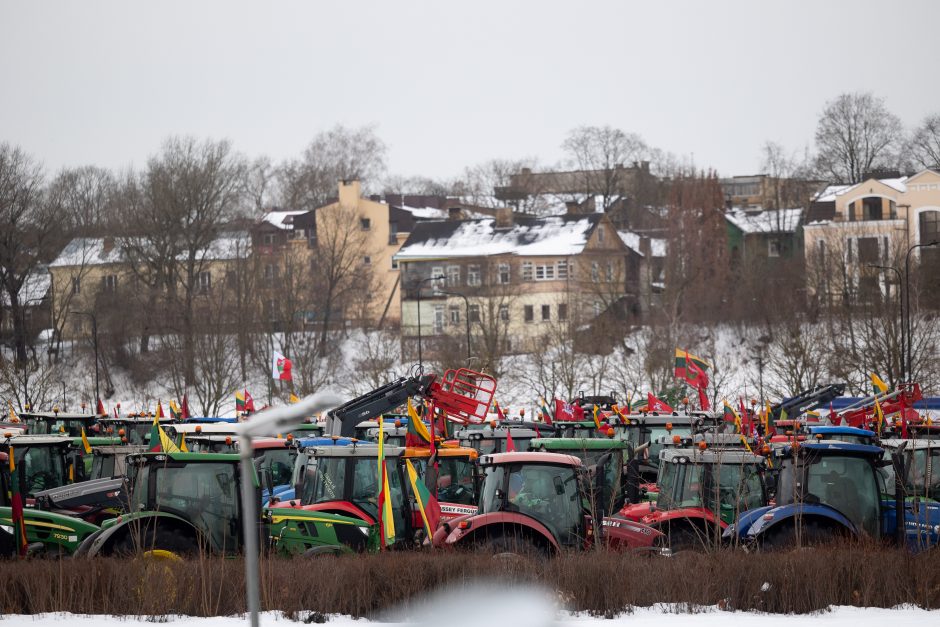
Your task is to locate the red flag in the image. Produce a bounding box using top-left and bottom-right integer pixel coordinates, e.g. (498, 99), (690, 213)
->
(647, 393), (673, 413)
(96, 398), (106, 416)
(739, 399), (752, 435)
(494, 400), (507, 421)
(506, 429), (516, 452)
(554, 399), (585, 422)
(245, 390), (256, 413)
(182, 394), (191, 420)
(697, 387), (710, 411)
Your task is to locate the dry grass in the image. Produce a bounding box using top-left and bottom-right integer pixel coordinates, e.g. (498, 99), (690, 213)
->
(0, 546), (938, 617)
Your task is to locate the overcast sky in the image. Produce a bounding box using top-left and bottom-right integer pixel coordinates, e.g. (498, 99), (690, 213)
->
(2, 0), (938, 182)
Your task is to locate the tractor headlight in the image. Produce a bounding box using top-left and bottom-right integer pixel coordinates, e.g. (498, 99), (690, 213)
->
(0, 524), (12, 534)
(933, 525), (940, 535)
(359, 526), (369, 536)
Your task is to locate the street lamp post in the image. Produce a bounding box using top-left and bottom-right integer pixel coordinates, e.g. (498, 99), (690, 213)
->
(436, 288), (472, 365)
(868, 264), (903, 383)
(413, 276), (442, 370)
(71, 310), (100, 407)
(904, 241), (939, 382)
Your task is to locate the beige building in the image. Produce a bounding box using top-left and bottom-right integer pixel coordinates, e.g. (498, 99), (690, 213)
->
(393, 210), (654, 362)
(802, 168), (940, 303)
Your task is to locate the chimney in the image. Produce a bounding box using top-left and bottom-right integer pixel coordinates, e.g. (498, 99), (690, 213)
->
(639, 236), (651, 258)
(338, 180), (362, 209)
(102, 237), (114, 254)
(448, 206), (463, 221)
(495, 206), (514, 228)
(565, 200), (585, 215)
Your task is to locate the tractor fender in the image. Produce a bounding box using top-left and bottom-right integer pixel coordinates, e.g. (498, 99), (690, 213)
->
(81, 511), (199, 557)
(299, 502), (375, 525)
(722, 505), (773, 542)
(746, 504), (858, 540)
(444, 511), (561, 552)
(644, 507), (724, 529)
(618, 500), (653, 522)
(601, 516), (663, 549)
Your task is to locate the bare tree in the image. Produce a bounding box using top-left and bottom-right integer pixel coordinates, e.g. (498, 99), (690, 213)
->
(454, 157), (552, 214)
(244, 155), (276, 213)
(46, 165), (118, 235)
(814, 92), (903, 184)
(0, 143), (61, 367)
(277, 124), (387, 209)
(562, 125), (649, 210)
(909, 113), (940, 170)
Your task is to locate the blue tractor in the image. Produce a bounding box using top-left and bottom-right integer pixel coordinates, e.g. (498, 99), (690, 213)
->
(724, 440), (939, 551)
(806, 425), (877, 446)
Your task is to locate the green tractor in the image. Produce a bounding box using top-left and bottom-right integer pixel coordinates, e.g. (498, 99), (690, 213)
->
(0, 450), (100, 557)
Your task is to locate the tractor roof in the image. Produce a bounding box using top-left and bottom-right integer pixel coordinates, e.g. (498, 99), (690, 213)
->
(404, 445), (478, 459)
(100, 416), (174, 424)
(294, 436), (356, 449)
(307, 444), (402, 458)
(186, 417), (239, 424)
(808, 425), (876, 437)
(164, 423), (237, 435)
(631, 413), (703, 426)
(93, 445), (147, 455)
(185, 435), (287, 449)
(1, 434), (73, 446)
(528, 437), (630, 451)
(130, 451), (242, 464)
(20, 412), (100, 421)
(779, 440), (883, 458)
(479, 451), (582, 467)
(461, 427), (541, 439)
(881, 438), (940, 451)
(661, 447), (764, 465)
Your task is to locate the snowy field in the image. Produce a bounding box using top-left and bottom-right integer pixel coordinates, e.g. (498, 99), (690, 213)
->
(1, 606), (937, 627)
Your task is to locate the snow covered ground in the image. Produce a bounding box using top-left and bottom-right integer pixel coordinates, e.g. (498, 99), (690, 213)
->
(1, 606), (937, 627)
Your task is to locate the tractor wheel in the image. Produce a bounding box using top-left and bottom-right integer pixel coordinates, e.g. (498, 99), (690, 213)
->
(483, 533), (544, 559)
(664, 523), (711, 552)
(112, 527), (200, 558)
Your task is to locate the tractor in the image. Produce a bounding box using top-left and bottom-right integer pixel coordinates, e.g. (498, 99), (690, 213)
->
(18, 411), (103, 437)
(620, 446), (767, 550)
(0, 451), (101, 557)
(433, 452), (663, 554)
(98, 414), (175, 446)
(0, 434), (76, 497)
(723, 440), (940, 551)
(457, 424), (541, 455)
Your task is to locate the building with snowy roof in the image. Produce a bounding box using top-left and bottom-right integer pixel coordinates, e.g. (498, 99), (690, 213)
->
(48, 231), (251, 340)
(802, 168), (940, 305)
(393, 208), (658, 359)
(724, 207), (804, 264)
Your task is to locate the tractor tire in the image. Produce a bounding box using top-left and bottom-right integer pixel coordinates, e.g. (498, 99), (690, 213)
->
(664, 522), (712, 553)
(112, 527), (200, 558)
(483, 533), (544, 559)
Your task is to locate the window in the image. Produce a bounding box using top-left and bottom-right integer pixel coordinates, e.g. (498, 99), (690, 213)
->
(857, 237), (879, 264)
(497, 263), (510, 284)
(468, 304), (480, 322)
(848, 201), (857, 222)
(522, 261), (533, 281)
(498, 304), (509, 322)
(431, 266), (445, 283)
(921, 210), (940, 242)
(225, 270), (237, 289)
(535, 264), (555, 281)
(362, 256), (372, 266)
(262, 233), (276, 246)
(447, 265), (461, 287)
(264, 263), (277, 280)
(605, 262), (614, 282)
(541, 304), (551, 321)
(861, 197), (882, 221)
(198, 271), (211, 292)
(449, 306), (460, 325)
(556, 260), (568, 279)
(102, 274), (118, 292)
(593, 301), (602, 317)
(433, 305), (445, 334)
(71, 277), (80, 295)
(768, 239), (781, 258)
(558, 303), (568, 321)
(597, 225), (605, 244)
(524, 305), (534, 322)
(591, 262), (599, 282)
(391, 258), (399, 270)
(467, 264), (481, 286)
(360, 217), (371, 230)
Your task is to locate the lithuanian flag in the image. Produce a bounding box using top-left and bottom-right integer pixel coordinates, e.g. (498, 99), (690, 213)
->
(405, 458), (440, 539)
(376, 418), (396, 548)
(405, 399), (432, 447)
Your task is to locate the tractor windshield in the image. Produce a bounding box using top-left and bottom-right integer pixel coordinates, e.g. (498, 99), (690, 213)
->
(14, 445), (67, 494)
(435, 456), (476, 505)
(777, 454), (880, 536)
(709, 463), (765, 524)
(907, 447), (940, 500)
(257, 449), (294, 488)
(482, 463), (585, 547)
(50, 419), (91, 437)
(90, 453), (116, 480)
(656, 461), (705, 511)
(301, 455), (406, 528)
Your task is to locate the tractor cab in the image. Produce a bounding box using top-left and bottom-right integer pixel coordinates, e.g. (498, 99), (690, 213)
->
(286, 422), (325, 440)
(116, 452), (250, 555)
(456, 425), (540, 455)
(88, 444), (146, 480)
(908, 423), (940, 441)
(280, 436), (356, 505)
(404, 443), (480, 518)
(164, 422), (239, 447)
(19, 411), (101, 437)
(528, 438), (633, 516)
(807, 426), (877, 446)
(435, 452), (663, 553)
(0, 434), (74, 496)
(631, 447), (766, 541)
(365, 424), (408, 448)
(881, 439), (940, 502)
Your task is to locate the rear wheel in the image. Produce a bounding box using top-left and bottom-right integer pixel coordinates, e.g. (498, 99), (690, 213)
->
(760, 521), (842, 550)
(112, 527), (200, 557)
(664, 522), (714, 552)
(482, 532), (545, 558)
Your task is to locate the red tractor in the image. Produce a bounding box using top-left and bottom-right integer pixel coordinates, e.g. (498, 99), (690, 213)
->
(433, 451), (664, 554)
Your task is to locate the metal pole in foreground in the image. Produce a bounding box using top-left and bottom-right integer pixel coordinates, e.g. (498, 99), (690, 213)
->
(235, 392), (344, 627)
(868, 264), (903, 383)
